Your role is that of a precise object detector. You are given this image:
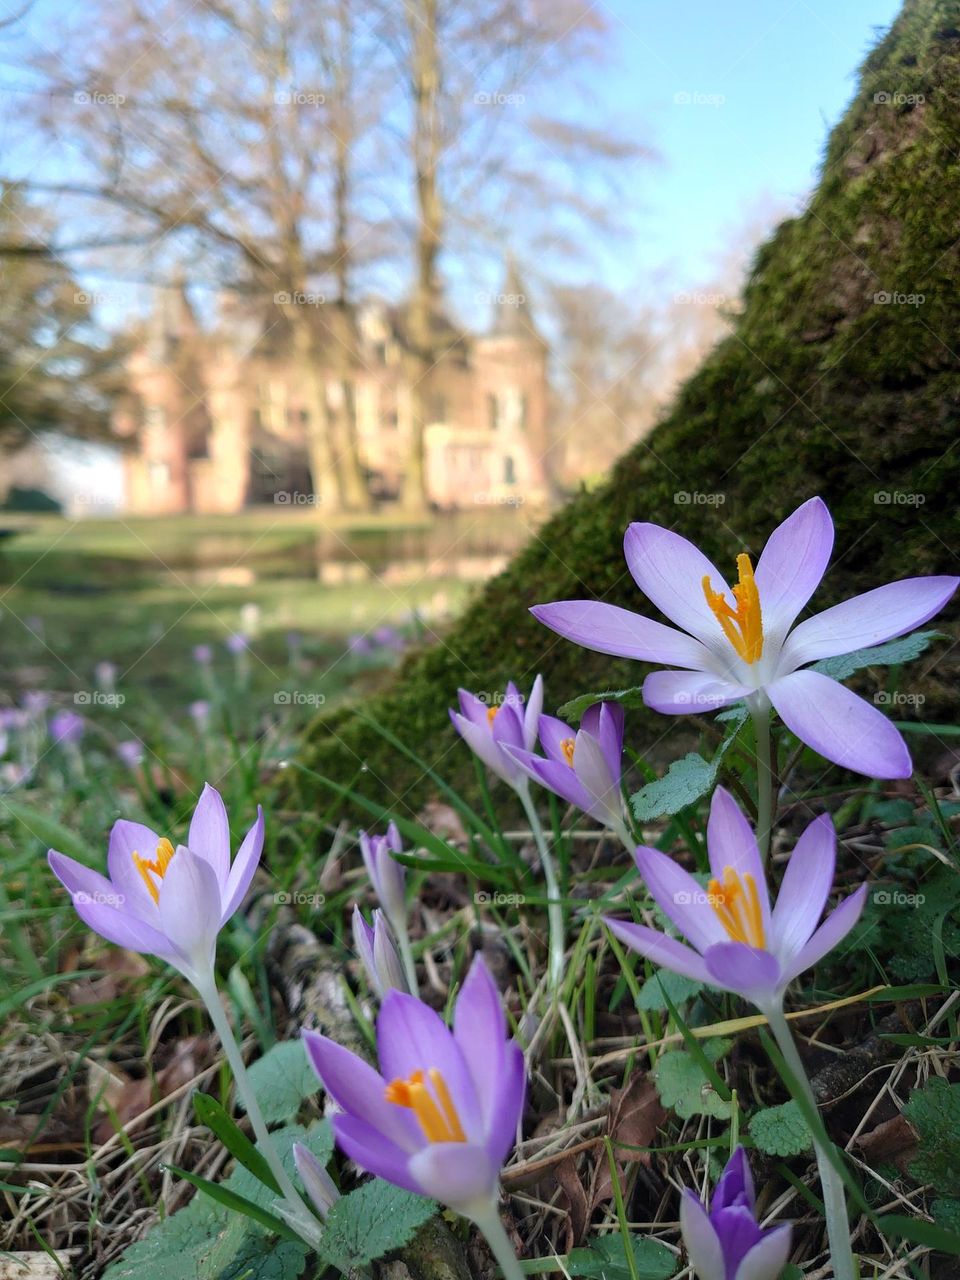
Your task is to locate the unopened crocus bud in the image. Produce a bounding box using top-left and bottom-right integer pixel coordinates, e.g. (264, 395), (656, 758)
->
(292, 1142), (340, 1219)
(352, 905), (407, 995)
(358, 822), (406, 934)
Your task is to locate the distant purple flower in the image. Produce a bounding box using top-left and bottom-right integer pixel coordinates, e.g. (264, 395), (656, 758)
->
(605, 787), (867, 1016)
(225, 632), (249, 655)
(532, 497), (958, 779)
(48, 783), (264, 987)
(506, 702), (629, 840)
(189, 699), (211, 729)
(95, 661), (118, 691)
(681, 1147), (791, 1280)
(116, 740), (145, 769)
(23, 691), (51, 715)
(303, 954), (525, 1216)
(347, 633), (372, 656)
(193, 644), (213, 666)
(359, 822), (406, 934)
(49, 710), (85, 746)
(373, 625), (405, 652)
(0, 708), (28, 730)
(450, 677), (544, 794)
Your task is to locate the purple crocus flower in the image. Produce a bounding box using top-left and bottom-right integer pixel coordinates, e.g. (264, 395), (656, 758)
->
(189, 699), (211, 729)
(23, 690), (51, 715)
(303, 954), (525, 1218)
(193, 643), (213, 666)
(681, 1147), (791, 1280)
(505, 702), (630, 842)
(605, 787), (867, 1016)
(352, 905), (407, 995)
(116, 740), (145, 769)
(48, 783), (264, 987)
(532, 497), (958, 779)
(450, 677), (544, 793)
(359, 822), (406, 932)
(49, 710), (85, 746)
(226, 632), (250, 655)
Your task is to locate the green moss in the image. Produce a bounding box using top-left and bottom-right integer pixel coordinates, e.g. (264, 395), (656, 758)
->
(293, 0), (960, 818)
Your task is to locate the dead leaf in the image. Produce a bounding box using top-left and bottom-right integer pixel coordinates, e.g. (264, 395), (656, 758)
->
(417, 802), (468, 846)
(92, 1035), (210, 1143)
(555, 1155), (590, 1249)
(590, 1073), (665, 1211)
(855, 1113), (919, 1172)
(69, 949), (150, 1005)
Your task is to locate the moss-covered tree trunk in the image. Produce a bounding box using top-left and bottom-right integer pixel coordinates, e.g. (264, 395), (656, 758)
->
(293, 0), (960, 814)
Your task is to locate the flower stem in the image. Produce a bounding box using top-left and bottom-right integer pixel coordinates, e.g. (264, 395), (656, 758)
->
(750, 701), (774, 863)
(518, 787), (565, 990)
(471, 1201), (526, 1280)
(196, 976), (308, 1222)
(396, 924), (419, 995)
(766, 1008), (856, 1280)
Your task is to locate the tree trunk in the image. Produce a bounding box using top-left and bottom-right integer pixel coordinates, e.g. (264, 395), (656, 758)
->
(402, 0), (442, 515)
(289, 310), (344, 515)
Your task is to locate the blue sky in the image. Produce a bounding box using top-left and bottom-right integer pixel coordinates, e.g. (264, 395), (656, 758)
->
(581, 0), (902, 294)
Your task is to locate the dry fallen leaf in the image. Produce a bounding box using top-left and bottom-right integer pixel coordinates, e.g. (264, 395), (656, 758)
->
(92, 1034), (211, 1144)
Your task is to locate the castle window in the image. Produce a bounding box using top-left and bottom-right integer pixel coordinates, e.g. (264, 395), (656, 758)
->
(487, 392), (501, 432)
(503, 454), (516, 486)
(429, 392), (447, 423)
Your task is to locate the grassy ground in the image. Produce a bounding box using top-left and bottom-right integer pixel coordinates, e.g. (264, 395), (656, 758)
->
(1, 506), (958, 1277)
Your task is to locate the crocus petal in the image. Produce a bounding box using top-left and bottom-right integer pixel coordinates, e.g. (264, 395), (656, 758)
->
(706, 788), (771, 930)
(490, 701), (525, 752)
(642, 669), (751, 715)
(507, 747), (595, 816)
(49, 849), (176, 958)
(753, 497), (834, 645)
(713, 1146), (755, 1212)
(713, 1203), (766, 1272)
(623, 522), (733, 650)
(680, 1191), (725, 1280)
(572, 730), (621, 826)
(780, 575), (959, 669)
(157, 847), (223, 975)
(457, 689), (491, 727)
(634, 845), (728, 952)
(703, 943), (782, 1004)
(188, 784), (231, 888)
(303, 1030), (420, 1152)
(107, 819), (164, 920)
(603, 919), (712, 985)
(770, 814), (835, 959)
(352, 905), (377, 986)
(530, 600), (713, 669)
(485, 1041), (526, 1167)
(539, 714), (574, 763)
(767, 669), (911, 779)
(452, 955), (506, 1126)
(779, 884), (868, 986)
(220, 806), (265, 921)
(377, 991), (482, 1139)
(523, 675), (543, 751)
(585, 701), (625, 782)
(450, 711), (516, 787)
(331, 1114), (422, 1194)
(408, 1142), (498, 1214)
(733, 1224), (793, 1280)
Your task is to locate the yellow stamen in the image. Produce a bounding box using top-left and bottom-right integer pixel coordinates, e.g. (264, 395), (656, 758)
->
(702, 553), (763, 663)
(385, 1067), (467, 1144)
(560, 736), (576, 767)
(707, 865), (766, 948)
(132, 838), (176, 905)
(486, 705), (499, 727)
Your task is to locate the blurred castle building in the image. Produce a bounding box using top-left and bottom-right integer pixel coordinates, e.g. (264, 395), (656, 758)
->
(113, 267), (550, 513)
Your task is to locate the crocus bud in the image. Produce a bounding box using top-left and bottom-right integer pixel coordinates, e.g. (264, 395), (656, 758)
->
(352, 905), (407, 995)
(680, 1147), (791, 1280)
(358, 822), (406, 934)
(293, 1142), (340, 1219)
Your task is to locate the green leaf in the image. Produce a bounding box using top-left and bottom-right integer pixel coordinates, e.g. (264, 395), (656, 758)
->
(241, 1040), (317, 1125)
(636, 970), (703, 1011)
(192, 1092), (281, 1195)
(631, 753), (718, 822)
(556, 686), (646, 724)
(811, 629), (942, 681)
(566, 1232), (676, 1280)
(934, 1200), (960, 1234)
(2, 798), (95, 862)
(654, 1039), (732, 1120)
(318, 1179), (435, 1269)
(904, 1078), (960, 1198)
(749, 1100), (813, 1157)
(876, 1213), (960, 1255)
(163, 1164), (301, 1242)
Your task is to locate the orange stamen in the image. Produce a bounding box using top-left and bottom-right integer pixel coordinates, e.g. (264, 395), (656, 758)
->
(132, 838), (176, 905)
(707, 865), (766, 948)
(560, 736), (576, 767)
(385, 1067), (467, 1143)
(702, 553), (763, 663)
(486, 705), (499, 727)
